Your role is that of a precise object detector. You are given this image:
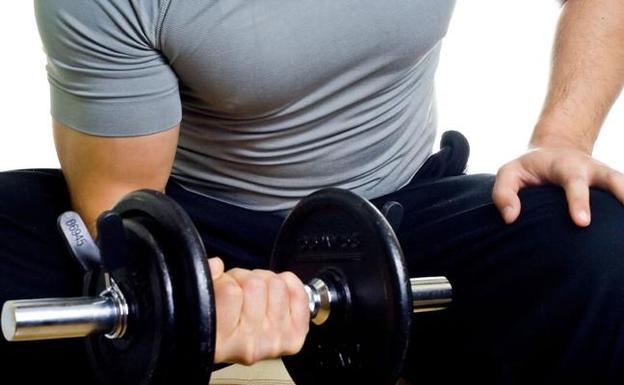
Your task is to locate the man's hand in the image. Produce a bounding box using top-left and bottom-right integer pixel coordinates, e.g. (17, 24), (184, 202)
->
(207, 258), (310, 365)
(493, 0), (624, 227)
(492, 146), (624, 227)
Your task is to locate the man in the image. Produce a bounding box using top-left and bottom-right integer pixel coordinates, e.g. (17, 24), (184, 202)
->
(0, 0), (623, 383)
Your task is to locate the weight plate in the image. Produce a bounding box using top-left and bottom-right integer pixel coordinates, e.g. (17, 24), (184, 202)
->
(271, 188), (412, 385)
(85, 220), (176, 385)
(87, 190), (215, 385)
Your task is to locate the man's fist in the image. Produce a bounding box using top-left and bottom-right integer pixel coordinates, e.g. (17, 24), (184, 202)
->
(207, 258), (310, 365)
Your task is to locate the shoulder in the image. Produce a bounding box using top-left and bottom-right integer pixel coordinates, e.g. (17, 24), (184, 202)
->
(34, 0), (172, 50)
(34, 0), (182, 137)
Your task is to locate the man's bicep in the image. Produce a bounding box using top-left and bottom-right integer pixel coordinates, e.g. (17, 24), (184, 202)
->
(35, 0), (183, 233)
(54, 120), (180, 234)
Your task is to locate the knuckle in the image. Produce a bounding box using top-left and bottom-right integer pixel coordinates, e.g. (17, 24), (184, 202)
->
(278, 272), (304, 291)
(228, 267), (244, 274)
(278, 271), (298, 282)
(570, 172), (587, 181)
(607, 170), (624, 184)
(296, 298), (310, 319)
(252, 268), (274, 277)
(228, 268), (247, 279)
(566, 175), (588, 188)
(281, 346), (297, 357)
(244, 276), (267, 293)
(220, 280), (243, 300)
(241, 343), (258, 366)
(496, 162), (517, 176)
(269, 276), (289, 293)
(282, 333), (306, 356)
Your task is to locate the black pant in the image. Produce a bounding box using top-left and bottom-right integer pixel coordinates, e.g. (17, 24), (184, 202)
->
(1, 132), (623, 384)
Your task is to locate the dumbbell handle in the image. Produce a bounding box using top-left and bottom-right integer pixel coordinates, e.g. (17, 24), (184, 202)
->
(2, 284), (128, 342)
(2, 276), (451, 341)
(409, 276), (453, 312)
(306, 276), (452, 325)
(2, 297), (119, 342)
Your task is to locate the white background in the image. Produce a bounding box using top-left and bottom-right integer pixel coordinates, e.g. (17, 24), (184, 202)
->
(0, 1), (622, 173)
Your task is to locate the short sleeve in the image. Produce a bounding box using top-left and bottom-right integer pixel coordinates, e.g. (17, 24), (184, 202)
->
(34, 0), (181, 137)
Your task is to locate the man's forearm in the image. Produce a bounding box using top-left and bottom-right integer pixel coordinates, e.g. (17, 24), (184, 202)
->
(530, 0), (624, 153)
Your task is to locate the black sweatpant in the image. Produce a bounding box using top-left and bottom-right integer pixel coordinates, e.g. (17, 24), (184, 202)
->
(1, 132), (623, 385)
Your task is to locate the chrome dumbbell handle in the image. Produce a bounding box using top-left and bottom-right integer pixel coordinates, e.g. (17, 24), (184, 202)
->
(2, 283), (128, 342)
(410, 276), (453, 313)
(3, 275), (452, 341)
(306, 276), (452, 326)
(1, 211), (130, 342)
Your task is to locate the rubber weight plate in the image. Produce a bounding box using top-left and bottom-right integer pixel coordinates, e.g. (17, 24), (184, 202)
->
(85, 220), (176, 385)
(87, 190), (215, 385)
(271, 188), (412, 385)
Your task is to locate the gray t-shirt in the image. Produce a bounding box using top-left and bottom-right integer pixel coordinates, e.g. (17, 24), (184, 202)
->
(35, 0), (456, 212)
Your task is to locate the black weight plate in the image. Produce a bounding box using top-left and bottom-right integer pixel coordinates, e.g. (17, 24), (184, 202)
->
(271, 188), (412, 385)
(87, 190), (216, 385)
(112, 190), (215, 385)
(85, 219), (176, 385)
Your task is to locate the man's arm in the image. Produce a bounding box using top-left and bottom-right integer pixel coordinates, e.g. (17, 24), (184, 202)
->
(492, 0), (624, 226)
(36, 0), (309, 366)
(53, 120), (179, 235)
(531, 0), (624, 152)
(54, 119), (310, 364)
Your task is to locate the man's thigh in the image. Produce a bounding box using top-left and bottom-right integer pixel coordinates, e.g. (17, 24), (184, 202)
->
(0, 169), (83, 297)
(0, 169), (95, 382)
(377, 174), (624, 384)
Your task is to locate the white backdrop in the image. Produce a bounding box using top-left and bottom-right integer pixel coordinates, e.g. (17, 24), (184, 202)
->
(0, 1), (622, 173)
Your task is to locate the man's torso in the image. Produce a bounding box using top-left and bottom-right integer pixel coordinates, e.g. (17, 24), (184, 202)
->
(36, 0), (456, 212)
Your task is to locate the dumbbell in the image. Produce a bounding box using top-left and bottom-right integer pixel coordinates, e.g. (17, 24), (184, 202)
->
(1, 188), (452, 385)
(270, 188), (451, 385)
(3, 190), (216, 385)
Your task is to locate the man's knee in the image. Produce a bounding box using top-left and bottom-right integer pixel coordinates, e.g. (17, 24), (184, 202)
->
(518, 185), (624, 301)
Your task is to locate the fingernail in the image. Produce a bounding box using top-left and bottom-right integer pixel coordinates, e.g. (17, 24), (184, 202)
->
(578, 210), (591, 225)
